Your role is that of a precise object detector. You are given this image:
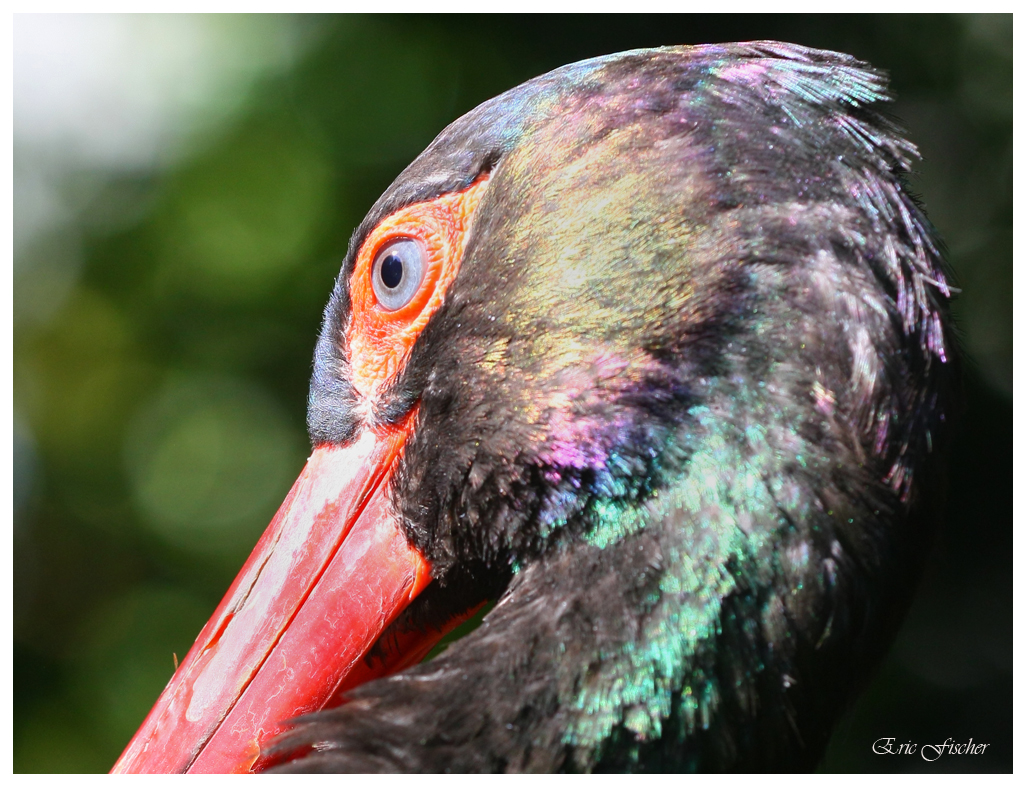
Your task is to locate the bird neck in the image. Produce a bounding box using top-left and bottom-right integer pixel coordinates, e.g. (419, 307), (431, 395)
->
(516, 366), (909, 769)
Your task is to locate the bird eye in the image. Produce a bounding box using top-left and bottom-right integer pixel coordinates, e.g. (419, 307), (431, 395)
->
(370, 238), (426, 311)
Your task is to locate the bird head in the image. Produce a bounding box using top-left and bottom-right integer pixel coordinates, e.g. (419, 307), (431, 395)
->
(113, 43), (957, 773)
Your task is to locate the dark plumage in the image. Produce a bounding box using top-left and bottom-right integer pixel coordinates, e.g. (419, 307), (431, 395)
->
(117, 41), (959, 774)
(274, 42), (959, 772)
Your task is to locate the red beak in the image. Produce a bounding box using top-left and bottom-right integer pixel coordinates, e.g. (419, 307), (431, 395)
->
(112, 411), (444, 773)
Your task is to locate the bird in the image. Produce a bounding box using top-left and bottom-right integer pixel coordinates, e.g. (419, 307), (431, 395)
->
(112, 41), (958, 773)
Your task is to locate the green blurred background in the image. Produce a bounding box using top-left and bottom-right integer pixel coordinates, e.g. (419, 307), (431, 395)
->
(13, 14), (1011, 773)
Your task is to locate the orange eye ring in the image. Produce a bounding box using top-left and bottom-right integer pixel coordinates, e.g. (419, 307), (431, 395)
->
(347, 175), (490, 401)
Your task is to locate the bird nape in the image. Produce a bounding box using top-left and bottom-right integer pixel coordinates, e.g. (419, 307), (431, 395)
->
(112, 41), (958, 773)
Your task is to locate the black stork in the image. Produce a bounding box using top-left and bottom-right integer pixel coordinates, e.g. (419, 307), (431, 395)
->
(112, 42), (958, 773)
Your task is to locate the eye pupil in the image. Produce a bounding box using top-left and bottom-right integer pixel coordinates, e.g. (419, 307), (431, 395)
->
(380, 255), (404, 289)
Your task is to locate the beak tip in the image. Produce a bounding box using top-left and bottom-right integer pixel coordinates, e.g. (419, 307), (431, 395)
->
(114, 419), (434, 774)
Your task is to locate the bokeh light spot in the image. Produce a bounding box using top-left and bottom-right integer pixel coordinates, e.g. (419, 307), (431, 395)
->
(125, 374), (305, 557)
(165, 123), (332, 300)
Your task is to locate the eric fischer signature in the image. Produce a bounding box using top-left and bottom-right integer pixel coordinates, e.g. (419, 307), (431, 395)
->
(873, 737), (990, 762)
